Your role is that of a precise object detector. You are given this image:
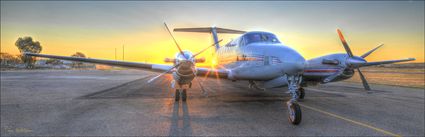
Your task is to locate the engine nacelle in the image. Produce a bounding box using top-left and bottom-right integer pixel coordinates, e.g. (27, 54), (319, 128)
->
(172, 71), (195, 85)
(195, 57), (205, 63)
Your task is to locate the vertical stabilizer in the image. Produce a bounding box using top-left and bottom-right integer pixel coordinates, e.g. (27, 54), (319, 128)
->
(211, 27), (220, 51)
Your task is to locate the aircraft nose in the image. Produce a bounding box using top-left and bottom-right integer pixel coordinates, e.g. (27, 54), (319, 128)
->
(282, 54), (305, 74)
(272, 47), (305, 74)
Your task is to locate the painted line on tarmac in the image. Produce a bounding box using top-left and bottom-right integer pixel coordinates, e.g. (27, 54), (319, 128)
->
(299, 103), (401, 137)
(305, 87), (353, 95)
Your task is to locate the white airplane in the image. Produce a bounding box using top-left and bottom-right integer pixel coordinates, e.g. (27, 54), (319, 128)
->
(25, 23), (415, 125)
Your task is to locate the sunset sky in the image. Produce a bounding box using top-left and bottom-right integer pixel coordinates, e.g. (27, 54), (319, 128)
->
(1, 1), (424, 65)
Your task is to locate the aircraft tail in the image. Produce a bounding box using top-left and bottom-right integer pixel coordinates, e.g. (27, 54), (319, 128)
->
(174, 27), (245, 51)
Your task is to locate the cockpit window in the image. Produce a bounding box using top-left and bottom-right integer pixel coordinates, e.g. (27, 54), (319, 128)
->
(243, 32), (280, 45)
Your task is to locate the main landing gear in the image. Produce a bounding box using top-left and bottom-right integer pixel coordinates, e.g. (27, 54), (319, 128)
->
(175, 89), (187, 102)
(286, 74), (303, 125)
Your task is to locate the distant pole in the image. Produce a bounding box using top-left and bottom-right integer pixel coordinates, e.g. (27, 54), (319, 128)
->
(114, 48), (117, 60)
(122, 45), (124, 61)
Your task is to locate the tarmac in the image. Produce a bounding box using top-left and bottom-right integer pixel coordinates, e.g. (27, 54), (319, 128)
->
(1, 70), (424, 136)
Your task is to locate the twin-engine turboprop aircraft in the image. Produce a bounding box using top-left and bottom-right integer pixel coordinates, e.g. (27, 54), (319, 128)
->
(24, 23), (415, 125)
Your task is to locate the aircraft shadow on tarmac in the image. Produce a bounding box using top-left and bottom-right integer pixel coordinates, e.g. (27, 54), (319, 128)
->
(168, 101), (192, 136)
(78, 74), (345, 102)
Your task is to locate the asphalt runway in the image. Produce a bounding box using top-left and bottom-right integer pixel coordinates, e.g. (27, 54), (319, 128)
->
(1, 70), (424, 136)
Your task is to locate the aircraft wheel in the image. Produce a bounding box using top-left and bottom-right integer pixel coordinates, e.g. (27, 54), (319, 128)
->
(175, 89), (180, 101)
(182, 89), (187, 101)
(287, 101), (302, 125)
(298, 88), (305, 99)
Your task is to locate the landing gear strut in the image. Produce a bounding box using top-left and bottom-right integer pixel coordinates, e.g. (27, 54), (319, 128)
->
(182, 89), (187, 101)
(175, 89), (188, 102)
(297, 87), (305, 99)
(286, 74), (303, 125)
(248, 80), (265, 91)
(175, 89), (180, 101)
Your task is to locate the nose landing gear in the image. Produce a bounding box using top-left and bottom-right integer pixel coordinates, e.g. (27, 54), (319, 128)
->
(286, 74), (303, 125)
(175, 89), (188, 102)
(287, 100), (302, 125)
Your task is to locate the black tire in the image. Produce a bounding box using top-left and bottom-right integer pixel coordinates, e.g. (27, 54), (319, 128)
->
(182, 89), (187, 101)
(287, 102), (302, 125)
(299, 88), (305, 99)
(175, 89), (180, 102)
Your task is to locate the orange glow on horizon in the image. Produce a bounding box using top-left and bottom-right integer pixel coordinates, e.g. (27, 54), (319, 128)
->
(1, 27), (423, 64)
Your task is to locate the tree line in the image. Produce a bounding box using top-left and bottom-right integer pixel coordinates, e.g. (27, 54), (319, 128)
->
(1, 36), (86, 69)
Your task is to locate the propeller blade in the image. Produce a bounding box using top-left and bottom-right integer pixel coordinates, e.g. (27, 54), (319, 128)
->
(191, 70), (208, 96)
(147, 64), (179, 83)
(357, 68), (371, 91)
(194, 75), (208, 96)
(361, 43), (384, 58)
(164, 22), (187, 59)
(349, 58), (415, 68)
(323, 68), (345, 83)
(191, 39), (223, 59)
(337, 29), (354, 57)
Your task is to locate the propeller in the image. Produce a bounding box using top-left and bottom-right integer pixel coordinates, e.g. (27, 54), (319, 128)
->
(147, 63), (180, 83)
(164, 22), (187, 59)
(332, 29), (370, 91)
(193, 72), (208, 96)
(191, 39), (223, 59)
(148, 22), (223, 96)
(164, 22), (223, 60)
(324, 29), (415, 91)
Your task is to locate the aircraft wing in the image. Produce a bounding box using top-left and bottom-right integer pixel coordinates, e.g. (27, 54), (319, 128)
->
(196, 67), (229, 78)
(24, 53), (173, 72)
(25, 52), (230, 78)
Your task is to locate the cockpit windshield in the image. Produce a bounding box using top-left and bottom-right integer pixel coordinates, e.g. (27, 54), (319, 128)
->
(243, 32), (280, 45)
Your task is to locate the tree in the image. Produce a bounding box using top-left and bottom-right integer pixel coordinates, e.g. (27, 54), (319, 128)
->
(15, 37), (42, 68)
(1, 52), (22, 66)
(71, 52), (86, 68)
(71, 52), (86, 58)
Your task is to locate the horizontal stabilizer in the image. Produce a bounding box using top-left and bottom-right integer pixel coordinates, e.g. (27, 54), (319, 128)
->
(174, 27), (246, 34)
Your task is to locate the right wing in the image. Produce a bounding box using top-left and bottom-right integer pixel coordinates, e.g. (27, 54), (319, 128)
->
(25, 52), (231, 79)
(24, 53), (173, 72)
